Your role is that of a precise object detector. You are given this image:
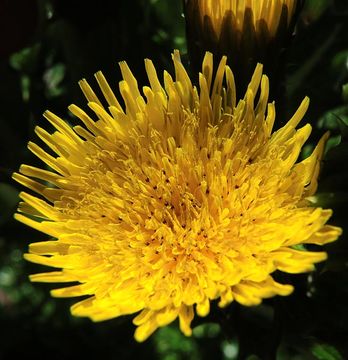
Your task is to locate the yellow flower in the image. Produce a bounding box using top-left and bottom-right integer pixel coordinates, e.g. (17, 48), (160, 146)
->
(184, 0), (303, 93)
(13, 51), (341, 342)
(192, 0), (297, 41)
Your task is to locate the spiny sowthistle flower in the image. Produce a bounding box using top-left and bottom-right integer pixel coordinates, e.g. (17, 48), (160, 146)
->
(13, 51), (341, 342)
(192, 0), (298, 41)
(184, 0), (303, 95)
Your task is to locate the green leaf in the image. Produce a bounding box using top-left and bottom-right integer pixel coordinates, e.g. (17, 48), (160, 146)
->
(154, 326), (200, 360)
(44, 63), (66, 98)
(331, 51), (348, 79)
(317, 107), (348, 131)
(325, 135), (341, 154)
(193, 322), (221, 338)
(311, 343), (343, 360)
(9, 44), (41, 72)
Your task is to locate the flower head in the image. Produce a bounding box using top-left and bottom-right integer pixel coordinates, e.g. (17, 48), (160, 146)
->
(194, 0), (298, 42)
(184, 0), (303, 94)
(14, 51), (341, 342)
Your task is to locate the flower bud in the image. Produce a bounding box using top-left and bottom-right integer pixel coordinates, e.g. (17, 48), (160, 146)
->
(184, 0), (303, 95)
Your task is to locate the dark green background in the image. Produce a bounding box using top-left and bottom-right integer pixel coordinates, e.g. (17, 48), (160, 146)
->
(0, 1), (347, 359)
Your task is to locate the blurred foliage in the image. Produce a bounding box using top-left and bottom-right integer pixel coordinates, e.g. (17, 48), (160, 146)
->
(0, 0), (348, 359)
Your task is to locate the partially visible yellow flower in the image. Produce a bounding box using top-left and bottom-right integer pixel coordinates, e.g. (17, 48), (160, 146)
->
(184, 0), (302, 93)
(194, 0), (297, 42)
(13, 51), (341, 342)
